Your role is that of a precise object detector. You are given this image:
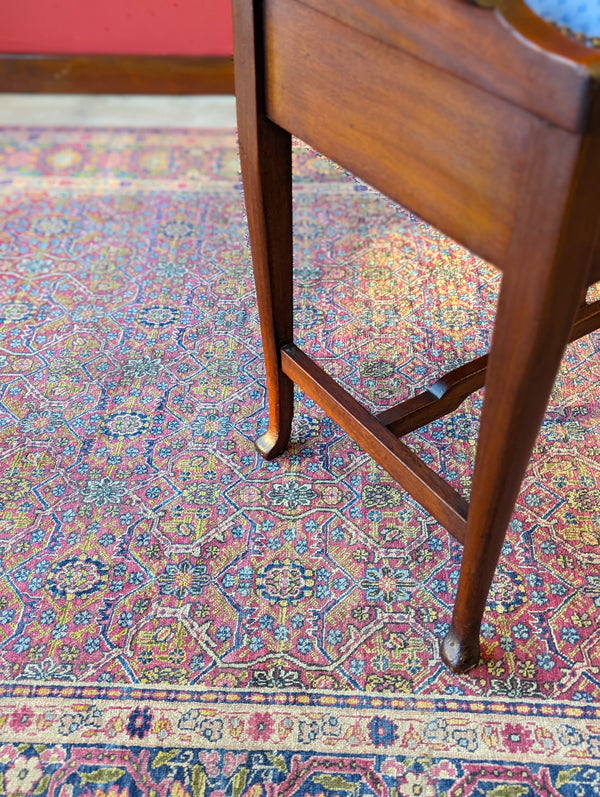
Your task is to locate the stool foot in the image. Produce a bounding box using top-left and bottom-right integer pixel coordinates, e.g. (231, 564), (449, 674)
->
(440, 626), (481, 673)
(255, 430), (289, 460)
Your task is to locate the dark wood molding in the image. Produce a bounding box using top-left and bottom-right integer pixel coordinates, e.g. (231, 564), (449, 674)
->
(0, 53), (234, 94)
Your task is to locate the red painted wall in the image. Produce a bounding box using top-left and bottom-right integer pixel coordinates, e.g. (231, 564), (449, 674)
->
(0, 0), (233, 56)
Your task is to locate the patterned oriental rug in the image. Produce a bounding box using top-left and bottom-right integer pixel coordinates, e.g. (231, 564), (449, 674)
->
(0, 126), (598, 796)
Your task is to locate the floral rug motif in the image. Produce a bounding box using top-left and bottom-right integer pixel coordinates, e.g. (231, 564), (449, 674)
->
(0, 126), (598, 795)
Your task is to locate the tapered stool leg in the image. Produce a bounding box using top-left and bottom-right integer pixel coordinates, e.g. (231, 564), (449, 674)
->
(439, 110), (600, 672)
(233, 0), (294, 459)
(441, 263), (587, 673)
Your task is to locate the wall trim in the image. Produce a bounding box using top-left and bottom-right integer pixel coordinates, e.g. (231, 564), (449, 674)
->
(0, 54), (234, 94)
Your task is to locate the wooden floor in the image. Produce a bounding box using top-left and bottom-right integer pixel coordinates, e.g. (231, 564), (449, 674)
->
(0, 94), (237, 127)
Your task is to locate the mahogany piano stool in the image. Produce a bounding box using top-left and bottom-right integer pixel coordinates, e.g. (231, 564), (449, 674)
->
(232, 0), (600, 672)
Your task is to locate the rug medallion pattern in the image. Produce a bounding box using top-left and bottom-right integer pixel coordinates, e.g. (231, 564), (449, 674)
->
(0, 127), (598, 794)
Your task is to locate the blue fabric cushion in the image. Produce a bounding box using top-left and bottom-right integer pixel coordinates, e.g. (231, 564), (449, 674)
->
(527, 0), (600, 38)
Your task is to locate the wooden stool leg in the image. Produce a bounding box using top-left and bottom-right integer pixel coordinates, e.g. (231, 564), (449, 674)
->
(233, 0), (294, 459)
(242, 122), (294, 460)
(441, 265), (585, 673)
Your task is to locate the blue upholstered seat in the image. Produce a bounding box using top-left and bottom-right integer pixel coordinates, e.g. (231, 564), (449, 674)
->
(527, 0), (600, 39)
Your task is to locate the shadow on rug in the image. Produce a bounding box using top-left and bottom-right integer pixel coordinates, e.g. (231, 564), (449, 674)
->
(0, 127), (598, 794)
